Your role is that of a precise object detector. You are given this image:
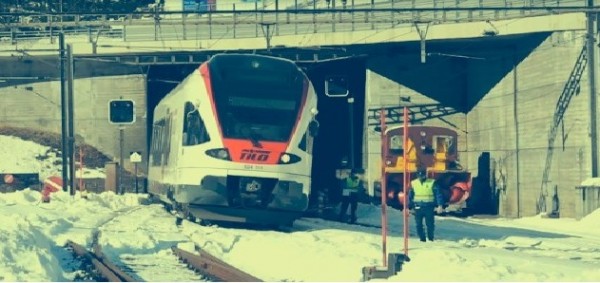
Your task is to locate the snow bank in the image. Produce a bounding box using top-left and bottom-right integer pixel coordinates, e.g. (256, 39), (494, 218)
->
(580, 207), (600, 225)
(0, 135), (106, 180)
(580, 177), (600, 186)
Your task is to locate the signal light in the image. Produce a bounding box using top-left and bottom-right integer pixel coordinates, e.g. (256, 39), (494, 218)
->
(108, 99), (135, 124)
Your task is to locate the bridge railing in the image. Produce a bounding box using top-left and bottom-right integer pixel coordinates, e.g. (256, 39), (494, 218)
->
(0, 0), (587, 43)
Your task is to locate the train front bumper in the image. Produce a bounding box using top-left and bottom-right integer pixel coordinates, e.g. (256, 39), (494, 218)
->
(174, 169), (310, 212)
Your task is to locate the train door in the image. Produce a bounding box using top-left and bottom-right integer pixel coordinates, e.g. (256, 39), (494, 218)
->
(169, 108), (180, 170)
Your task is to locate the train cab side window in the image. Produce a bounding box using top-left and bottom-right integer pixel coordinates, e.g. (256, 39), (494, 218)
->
(183, 102), (210, 146)
(163, 116), (172, 165)
(389, 135), (404, 155)
(433, 136), (455, 154)
(151, 120), (165, 166)
(299, 130), (314, 154)
(299, 134), (307, 151)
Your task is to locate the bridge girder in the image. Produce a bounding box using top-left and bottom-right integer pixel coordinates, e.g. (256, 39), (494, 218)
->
(0, 6), (594, 30)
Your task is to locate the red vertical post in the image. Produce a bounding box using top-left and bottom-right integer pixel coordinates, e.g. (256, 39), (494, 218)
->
(402, 106), (409, 257)
(79, 147), (83, 192)
(379, 108), (388, 267)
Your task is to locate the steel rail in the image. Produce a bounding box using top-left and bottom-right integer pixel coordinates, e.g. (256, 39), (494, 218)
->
(92, 247), (139, 281)
(65, 240), (124, 282)
(172, 246), (262, 282)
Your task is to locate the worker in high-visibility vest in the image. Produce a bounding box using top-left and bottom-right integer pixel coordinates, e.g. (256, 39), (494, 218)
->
(408, 168), (445, 242)
(339, 169), (363, 224)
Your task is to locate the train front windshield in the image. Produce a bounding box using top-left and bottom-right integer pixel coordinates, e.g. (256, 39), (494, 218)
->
(209, 55), (306, 142)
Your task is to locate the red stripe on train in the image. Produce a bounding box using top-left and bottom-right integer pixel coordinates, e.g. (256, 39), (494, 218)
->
(199, 63), (223, 138)
(224, 139), (287, 164)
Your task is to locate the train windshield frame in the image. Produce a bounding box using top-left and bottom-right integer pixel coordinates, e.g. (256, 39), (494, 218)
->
(209, 55), (305, 143)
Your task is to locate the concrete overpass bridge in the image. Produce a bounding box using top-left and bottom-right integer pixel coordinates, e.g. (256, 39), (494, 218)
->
(0, 0), (598, 219)
(0, 2), (591, 111)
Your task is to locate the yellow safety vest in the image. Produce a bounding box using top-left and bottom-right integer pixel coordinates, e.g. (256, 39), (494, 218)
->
(345, 177), (360, 192)
(411, 179), (435, 203)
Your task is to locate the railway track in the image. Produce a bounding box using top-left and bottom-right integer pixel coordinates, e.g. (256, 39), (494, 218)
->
(172, 246), (262, 282)
(65, 239), (261, 282)
(65, 240), (136, 282)
(65, 206), (262, 282)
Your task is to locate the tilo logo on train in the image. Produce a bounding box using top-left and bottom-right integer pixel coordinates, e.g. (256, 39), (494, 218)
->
(240, 149), (271, 161)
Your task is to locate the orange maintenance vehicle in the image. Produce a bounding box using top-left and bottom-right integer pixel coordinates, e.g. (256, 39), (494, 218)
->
(381, 125), (472, 213)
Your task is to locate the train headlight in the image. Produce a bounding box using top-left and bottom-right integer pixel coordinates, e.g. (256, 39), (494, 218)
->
(205, 148), (231, 161)
(217, 149), (229, 159)
(277, 153), (301, 164)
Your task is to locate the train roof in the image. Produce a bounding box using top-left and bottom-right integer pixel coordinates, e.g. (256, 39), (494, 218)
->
(207, 53), (304, 75)
(384, 125), (458, 135)
(208, 53), (298, 64)
(206, 53), (308, 88)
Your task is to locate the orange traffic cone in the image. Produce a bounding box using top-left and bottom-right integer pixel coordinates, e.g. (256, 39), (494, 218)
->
(42, 176), (63, 203)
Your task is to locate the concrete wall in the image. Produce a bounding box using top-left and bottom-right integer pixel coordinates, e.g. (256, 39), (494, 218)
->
(0, 75), (148, 173)
(575, 186), (600, 220)
(466, 31), (591, 219)
(365, 31), (592, 218)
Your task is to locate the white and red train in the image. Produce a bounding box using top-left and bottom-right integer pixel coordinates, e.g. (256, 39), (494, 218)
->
(147, 54), (319, 226)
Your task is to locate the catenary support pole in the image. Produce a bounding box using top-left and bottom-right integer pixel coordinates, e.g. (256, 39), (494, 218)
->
(402, 106), (409, 258)
(67, 43), (75, 196)
(513, 58), (521, 217)
(349, 97), (355, 169)
(379, 108), (388, 267)
(587, 0), (598, 177)
(59, 33), (68, 192)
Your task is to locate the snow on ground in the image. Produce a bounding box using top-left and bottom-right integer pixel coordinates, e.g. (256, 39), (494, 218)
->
(581, 177), (600, 186)
(1, 134), (600, 281)
(0, 190), (144, 281)
(1, 190), (599, 282)
(0, 135), (106, 181)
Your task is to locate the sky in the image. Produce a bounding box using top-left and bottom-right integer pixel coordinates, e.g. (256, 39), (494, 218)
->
(1, 134), (600, 282)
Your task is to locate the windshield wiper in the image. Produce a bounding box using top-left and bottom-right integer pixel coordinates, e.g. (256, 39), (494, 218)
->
(238, 125), (263, 148)
(250, 131), (263, 148)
